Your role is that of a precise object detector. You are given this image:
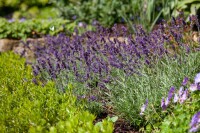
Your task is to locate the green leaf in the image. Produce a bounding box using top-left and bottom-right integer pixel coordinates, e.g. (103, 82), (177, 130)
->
(109, 116), (118, 123)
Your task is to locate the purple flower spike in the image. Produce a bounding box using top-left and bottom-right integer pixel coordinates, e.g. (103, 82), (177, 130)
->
(165, 86), (175, 106)
(194, 73), (200, 84)
(189, 84), (198, 92)
(178, 86), (184, 97)
(189, 112), (200, 132)
(179, 89), (189, 104)
(165, 97), (170, 106)
(182, 77), (189, 86)
(89, 95), (97, 101)
(161, 98), (166, 110)
(198, 85), (200, 90)
(173, 93), (179, 103)
(168, 86), (175, 101)
(140, 99), (148, 116)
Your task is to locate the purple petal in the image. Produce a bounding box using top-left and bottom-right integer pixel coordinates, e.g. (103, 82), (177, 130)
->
(165, 97), (170, 106)
(189, 84), (198, 92)
(89, 95), (97, 101)
(179, 89), (189, 104)
(194, 73), (200, 84)
(190, 112), (200, 127)
(198, 85), (200, 90)
(173, 93), (179, 103)
(182, 77), (189, 86)
(168, 86), (175, 101)
(189, 125), (200, 132)
(189, 112), (200, 132)
(161, 98), (166, 110)
(178, 86), (184, 97)
(140, 99), (148, 115)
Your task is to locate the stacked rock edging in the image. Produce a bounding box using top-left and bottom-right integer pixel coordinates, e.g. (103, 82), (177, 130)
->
(0, 38), (45, 63)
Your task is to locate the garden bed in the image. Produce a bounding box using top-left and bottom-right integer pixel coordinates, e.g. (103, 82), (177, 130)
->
(0, 14), (200, 133)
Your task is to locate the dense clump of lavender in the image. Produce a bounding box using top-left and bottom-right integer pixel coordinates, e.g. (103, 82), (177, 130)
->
(32, 14), (199, 91)
(33, 26), (164, 88)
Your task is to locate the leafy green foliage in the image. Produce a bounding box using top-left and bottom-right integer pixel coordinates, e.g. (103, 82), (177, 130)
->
(173, 0), (200, 17)
(162, 0), (200, 21)
(0, 0), (48, 8)
(50, 0), (200, 31)
(0, 0), (54, 19)
(0, 18), (92, 39)
(0, 52), (114, 132)
(51, 0), (172, 30)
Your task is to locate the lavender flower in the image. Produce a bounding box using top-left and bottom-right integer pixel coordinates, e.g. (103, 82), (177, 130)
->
(179, 89), (189, 104)
(32, 65), (40, 76)
(8, 18), (15, 23)
(189, 84), (198, 92)
(32, 78), (39, 85)
(140, 99), (148, 116)
(78, 22), (84, 27)
(19, 18), (26, 22)
(168, 86), (175, 100)
(89, 95), (97, 101)
(161, 98), (167, 110)
(72, 15), (77, 20)
(182, 77), (189, 86)
(165, 86), (175, 106)
(194, 73), (200, 84)
(189, 112), (200, 132)
(165, 97), (170, 106)
(178, 86), (184, 97)
(173, 93), (179, 103)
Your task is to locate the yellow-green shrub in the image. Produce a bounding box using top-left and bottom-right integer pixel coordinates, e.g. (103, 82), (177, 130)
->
(0, 52), (113, 133)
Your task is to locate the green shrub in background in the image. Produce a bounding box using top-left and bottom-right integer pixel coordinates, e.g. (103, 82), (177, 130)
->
(0, 52), (114, 132)
(0, 18), (68, 39)
(1, 0), (200, 32)
(51, 0), (160, 30)
(0, 0), (57, 19)
(0, 18), (93, 39)
(0, 0), (49, 7)
(50, 0), (200, 31)
(12, 6), (59, 19)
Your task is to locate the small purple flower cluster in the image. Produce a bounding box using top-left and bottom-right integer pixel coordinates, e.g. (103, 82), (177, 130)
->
(190, 112), (200, 132)
(161, 86), (176, 110)
(189, 73), (200, 132)
(161, 74), (200, 110)
(139, 73), (200, 132)
(140, 99), (148, 116)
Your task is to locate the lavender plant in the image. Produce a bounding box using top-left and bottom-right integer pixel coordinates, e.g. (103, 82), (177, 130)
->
(31, 13), (200, 128)
(32, 24), (168, 93)
(106, 51), (200, 129)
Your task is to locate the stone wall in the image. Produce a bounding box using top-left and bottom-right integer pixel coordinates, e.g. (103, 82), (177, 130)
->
(0, 38), (45, 63)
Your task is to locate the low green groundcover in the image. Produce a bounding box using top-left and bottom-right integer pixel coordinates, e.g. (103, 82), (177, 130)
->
(0, 52), (113, 133)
